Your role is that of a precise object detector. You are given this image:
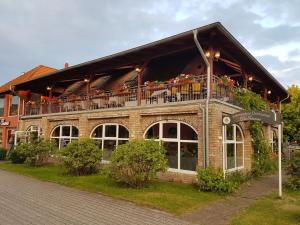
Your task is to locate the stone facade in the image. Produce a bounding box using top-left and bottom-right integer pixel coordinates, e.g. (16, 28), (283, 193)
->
(19, 99), (256, 183)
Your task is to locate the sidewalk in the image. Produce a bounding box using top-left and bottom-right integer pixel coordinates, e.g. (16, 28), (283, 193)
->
(180, 174), (279, 225)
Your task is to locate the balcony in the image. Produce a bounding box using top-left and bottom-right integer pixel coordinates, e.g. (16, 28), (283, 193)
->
(24, 75), (235, 116)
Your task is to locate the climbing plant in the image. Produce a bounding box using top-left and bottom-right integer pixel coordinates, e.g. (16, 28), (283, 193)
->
(232, 88), (277, 177)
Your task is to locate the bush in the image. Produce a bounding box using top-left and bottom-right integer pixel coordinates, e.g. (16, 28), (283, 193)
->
(59, 138), (102, 176)
(25, 140), (56, 166)
(285, 152), (300, 191)
(108, 140), (167, 188)
(196, 167), (246, 193)
(0, 148), (7, 160)
(9, 143), (28, 164)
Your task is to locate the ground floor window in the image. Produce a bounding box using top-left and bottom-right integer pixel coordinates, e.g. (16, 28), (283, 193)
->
(144, 121), (198, 172)
(90, 124), (129, 160)
(223, 124), (244, 171)
(51, 125), (79, 149)
(26, 125), (41, 142)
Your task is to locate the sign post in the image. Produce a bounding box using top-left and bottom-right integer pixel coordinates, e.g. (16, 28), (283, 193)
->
(278, 123), (282, 198)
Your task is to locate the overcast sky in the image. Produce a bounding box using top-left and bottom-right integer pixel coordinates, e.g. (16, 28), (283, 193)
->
(0, 0), (299, 87)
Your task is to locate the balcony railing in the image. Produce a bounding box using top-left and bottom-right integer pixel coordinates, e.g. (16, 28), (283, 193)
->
(24, 75), (234, 116)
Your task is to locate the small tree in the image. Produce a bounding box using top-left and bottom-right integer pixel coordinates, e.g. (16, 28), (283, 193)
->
(59, 138), (102, 175)
(0, 148), (7, 160)
(9, 143), (28, 164)
(108, 140), (167, 188)
(285, 152), (300, 191)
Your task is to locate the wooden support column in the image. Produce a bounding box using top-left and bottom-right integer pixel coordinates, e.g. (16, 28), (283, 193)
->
(137, 70), (142, 106)
(264, 88), (268, 100)
(208, 55), (214, 97)
(243, 72), (248, 89)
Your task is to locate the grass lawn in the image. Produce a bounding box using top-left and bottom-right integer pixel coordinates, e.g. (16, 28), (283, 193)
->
(230, 190), (300, 225)
(0, 162), (223, 215)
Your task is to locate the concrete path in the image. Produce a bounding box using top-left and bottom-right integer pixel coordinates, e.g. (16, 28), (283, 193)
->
(180, 174), (279, 225)
(0, 169), (191, 225)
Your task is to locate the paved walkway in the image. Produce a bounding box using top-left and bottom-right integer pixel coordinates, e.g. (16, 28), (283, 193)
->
(180, 174), (279, 225)
(0, 169), (191, 225)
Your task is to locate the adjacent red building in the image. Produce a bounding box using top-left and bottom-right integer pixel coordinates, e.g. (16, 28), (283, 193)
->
(0, 65), (57, 149)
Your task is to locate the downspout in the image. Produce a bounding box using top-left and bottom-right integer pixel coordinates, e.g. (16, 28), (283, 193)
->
(199, 105), (206, 168)
(193, 29), (211, 168)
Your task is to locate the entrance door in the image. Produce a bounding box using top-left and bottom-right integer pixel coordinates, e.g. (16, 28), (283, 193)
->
(7, 129), (15, 151)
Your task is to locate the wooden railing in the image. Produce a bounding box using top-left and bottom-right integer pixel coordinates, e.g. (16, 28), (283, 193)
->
(24, 75), (234, 116)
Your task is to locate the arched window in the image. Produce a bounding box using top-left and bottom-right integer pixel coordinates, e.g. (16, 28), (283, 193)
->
(51, 125), (79, 149)
(223, 124), (244, 171)
(90, 124), (129, 160)
(144, 121), (198, 172)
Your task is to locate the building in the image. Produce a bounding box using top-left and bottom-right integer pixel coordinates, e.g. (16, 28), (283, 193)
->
(12, 22), (287, 182)
(0, 65), (57, 149)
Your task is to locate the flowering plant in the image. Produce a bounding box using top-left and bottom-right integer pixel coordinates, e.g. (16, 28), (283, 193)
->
(218, 75), (235, 88)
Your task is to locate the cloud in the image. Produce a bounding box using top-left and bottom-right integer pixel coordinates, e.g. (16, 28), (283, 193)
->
(0, 0), (299, 87)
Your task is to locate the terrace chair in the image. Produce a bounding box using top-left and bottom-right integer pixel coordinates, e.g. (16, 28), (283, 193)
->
(192, 82), (201, 100)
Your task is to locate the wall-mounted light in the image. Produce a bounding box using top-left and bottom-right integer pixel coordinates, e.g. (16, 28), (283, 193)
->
(135, 67), (142, 73)
(46, 86), (52, 91)
(84, 78), (90, 83)
(214, 51), (221, 59)
(267, 90), (272, 95)
(205, 51), (211, 58)
(248, 76), (253, 82)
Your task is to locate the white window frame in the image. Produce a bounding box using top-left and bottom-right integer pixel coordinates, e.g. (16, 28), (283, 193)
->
(144, 120), (198, 174)
(50, 125), (79, 149)
(90, 123), (129, 162)
(223, 124), (244, 172)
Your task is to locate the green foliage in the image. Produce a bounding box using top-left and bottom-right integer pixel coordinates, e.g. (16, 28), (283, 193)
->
(285, 152), (300, 191)
(9, 143), (28, 164)
(233, 87), (276, 177)
(196, 166), (245, 193)
(232, 88), (268, 111)
(108, 140), (167, 188)
(24, 139), (56, 166)
(249, 122), (277, 177)
(282, 85), (300, 142)
(59, 138), (102, 176)
(0, 148), (7, 160)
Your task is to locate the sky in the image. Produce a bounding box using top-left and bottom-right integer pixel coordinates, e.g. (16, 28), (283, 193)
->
(0, 0), (299, 87)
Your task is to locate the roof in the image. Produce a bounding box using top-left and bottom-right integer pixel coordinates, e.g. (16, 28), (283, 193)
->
(0, 65), (57, 94)
(15, 22), (288, 99)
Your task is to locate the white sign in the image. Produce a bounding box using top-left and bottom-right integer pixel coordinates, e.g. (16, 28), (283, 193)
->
(0, 119), (10, 126)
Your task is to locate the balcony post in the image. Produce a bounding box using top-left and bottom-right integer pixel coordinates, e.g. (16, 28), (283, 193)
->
(208, 56), (214, 97)
(137, 68), (142, 106)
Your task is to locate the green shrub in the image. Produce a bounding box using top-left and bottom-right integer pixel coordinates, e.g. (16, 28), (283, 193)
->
(59, 138), (102, 176)
(25, 140), (56, 166)
(0, 148), (7, 160)
(196, 167), (246, 193)
(108, 140), (167, 188)
(9, 143), (28, 164)
(285, 152), (300, 191)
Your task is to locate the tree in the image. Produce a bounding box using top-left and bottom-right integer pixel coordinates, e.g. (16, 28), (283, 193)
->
(282, 85), (300, 142)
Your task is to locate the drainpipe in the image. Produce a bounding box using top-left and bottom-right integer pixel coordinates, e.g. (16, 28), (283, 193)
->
(193, 29), (211, 168)
(199, 105), (206, 169)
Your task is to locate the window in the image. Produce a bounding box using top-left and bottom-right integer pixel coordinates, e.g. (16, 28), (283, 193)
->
(0, 97), (4, 117)
(144, 121), (198, 172)
(51, 125), (79, 149)
(90, 124), (129, 160)
(9, 95), (19, 116)
(26, 125), (41, 142)
(223, 124), (244, 171)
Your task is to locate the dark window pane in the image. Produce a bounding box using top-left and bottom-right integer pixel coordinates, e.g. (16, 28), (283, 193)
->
(145, 123), (159, 139)
(92, 126), (103, 138)
(180, 142), (198, 171)
(118, 140), (128, 145)
(60, 138), (71, 148)
(62, 126), (70, 136)
(180, 123), (197, 140)
(52, 127), (60, 137)
(119, 125), (129, 138)
(226, 143), (235, 169)
(72, 126), (79, 137)
(226, 125), (234, 141)
(163, 123), (177, 139)
(51, 138), (59, 148)
(163, 141), (178, 169)
(105, 125), (116, 137)
(9, 96), (19, 116)
(0, 98), (4, 117)
(103, 140), (116, 160)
